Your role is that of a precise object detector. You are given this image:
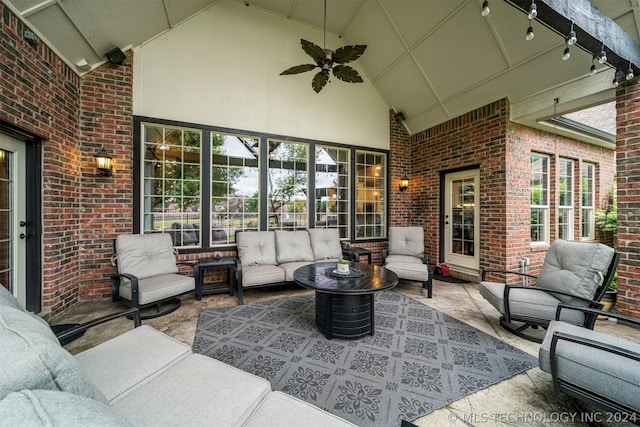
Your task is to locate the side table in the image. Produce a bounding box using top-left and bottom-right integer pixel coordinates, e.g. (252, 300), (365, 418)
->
(194, 256), (237, 300)
(341, 247), (372, 264)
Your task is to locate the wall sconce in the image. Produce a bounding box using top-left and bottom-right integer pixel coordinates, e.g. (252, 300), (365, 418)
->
(394, 111), (405, 123)
(399, 175), (409, 192)
(94, 149), (113, 176)
(104, 47), (126, 65)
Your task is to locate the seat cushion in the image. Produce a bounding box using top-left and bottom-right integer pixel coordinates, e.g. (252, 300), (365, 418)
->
(275, 230), (314, 263)
(237, 231), (277, 267)
(112, 354), (271, 427)
(118, 273), (195, 305)
(479, 281), (585, 325)
(0, 305), (97, 401)
(243, 391), (356, 427)
(116, 234), (179, 279)
(384, 261), (428, 282)
(537, 239), (615, 304)
(308, 228), (343, 261)
(540, 321), (640, 412)
(0, 390), (134, 427)
(74, 325), (191, 404)
(241, 265), (286, 287)
(385, 254), (422, 264)
(279, 261), (313, 281)
(388, 227), (424, 257)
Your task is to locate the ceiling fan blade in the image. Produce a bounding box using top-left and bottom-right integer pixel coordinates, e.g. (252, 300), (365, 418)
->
(312, 71), (329, 93)
(301, 39), (326, 63)
(332, 65), (363, 83)
(332, 45), (367, 64)
(280, 64), (318, 75)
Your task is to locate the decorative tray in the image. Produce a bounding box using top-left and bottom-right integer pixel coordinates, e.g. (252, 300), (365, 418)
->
(324, 267), (365, 279)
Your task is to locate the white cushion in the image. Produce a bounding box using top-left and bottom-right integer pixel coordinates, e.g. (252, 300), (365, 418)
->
(385, 261), (428, 282)
(388, 227), (424, 257)
(275, 230), (314, 263)
(279, 261), (314, 281)
(116, 234), (179, 279)
(241, 265), (286, 287)
(118, 273), (195, 305)
(237, 231), (277, 266)
(308, 228), (343, 260)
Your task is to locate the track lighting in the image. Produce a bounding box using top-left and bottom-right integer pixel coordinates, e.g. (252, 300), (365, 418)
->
(527, 1), (537, 20)
(598, 43), (607, 64)
(612, 70), (620, 88)
(481, 0), (490, 17)
(590, 56), (597, 76)
(562, 42), (570, 61)
(526, 19), (534, 41)
(567, 21), (577, 45)
(627, 61), (634, 80)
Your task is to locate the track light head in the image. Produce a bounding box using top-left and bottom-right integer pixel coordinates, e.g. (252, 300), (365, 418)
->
(567, 22), (577, 45)
(590, 64), (597, 76)
(562, 44), (570, 61)
(481, 0), (490, 17)
(627, 62), (634, 80)
(598, 44), (607, 64)
(612, 70), (620, 88)
(528, 1), (537, 20)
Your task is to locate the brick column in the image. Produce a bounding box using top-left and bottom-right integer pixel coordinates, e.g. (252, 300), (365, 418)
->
(615, 80), (640, 319)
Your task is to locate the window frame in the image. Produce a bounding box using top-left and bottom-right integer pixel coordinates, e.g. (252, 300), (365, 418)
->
(530, 153), (550, 244)
(581, 162), (596, 240)
(557, 158), (574, 240)
(133, 117), (388, 250)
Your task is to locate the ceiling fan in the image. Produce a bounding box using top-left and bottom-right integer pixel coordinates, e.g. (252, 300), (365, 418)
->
(280, 0), (367, 93)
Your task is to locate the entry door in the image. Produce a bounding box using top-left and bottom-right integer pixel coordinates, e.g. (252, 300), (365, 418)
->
(0, 134), (27, 307)
(443, 169), (479, 273)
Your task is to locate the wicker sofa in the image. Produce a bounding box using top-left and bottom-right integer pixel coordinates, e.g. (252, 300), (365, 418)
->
(235, 228), (343, 304)
(0, 285), (354, 426)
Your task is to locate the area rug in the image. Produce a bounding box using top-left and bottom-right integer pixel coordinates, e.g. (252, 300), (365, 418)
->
(193, 292), (537, 427)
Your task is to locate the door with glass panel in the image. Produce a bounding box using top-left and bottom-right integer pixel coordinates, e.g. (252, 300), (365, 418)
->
(0, 134), (27, 307)
(443, 169), (479, 273)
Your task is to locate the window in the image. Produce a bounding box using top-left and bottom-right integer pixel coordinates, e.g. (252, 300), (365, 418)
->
(558, 158), (574, 240)
(355, 150), (386, 239)
(211, 133), (259, 244)
(142, 125), (201, 247)
(138, 119), (387, 247)
(530, 153), (549, 243)
(267, 140), (308, 230)
(314, 146), (350, 238)
(581, 162), (595, 240)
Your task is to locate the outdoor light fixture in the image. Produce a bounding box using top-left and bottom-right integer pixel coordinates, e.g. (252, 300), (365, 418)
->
(627, 61), (634, 80)
(612, 70), (620, 88)
(567, 21), (577, 45)
(94, 149), (113, 176)
(394, 111), (405, 123)
(562, 42), (570, 61)
(104, 47), (126, 65)
(527, 1), (537, 20)
(525, 19), (534, 41)
(481, 0), (490, 17)
(399, 176), (409, 192)
(590, 56), (597, 76)
(598, 43), (607, 64)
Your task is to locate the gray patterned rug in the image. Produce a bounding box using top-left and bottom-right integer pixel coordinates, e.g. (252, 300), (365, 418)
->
(193, 292), (538, 427)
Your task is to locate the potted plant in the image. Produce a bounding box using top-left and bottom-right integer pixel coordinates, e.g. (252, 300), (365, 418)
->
(337, 258), (350, 274)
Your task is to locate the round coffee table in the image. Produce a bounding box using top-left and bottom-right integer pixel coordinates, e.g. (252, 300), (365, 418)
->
(293, 262), (398, 339)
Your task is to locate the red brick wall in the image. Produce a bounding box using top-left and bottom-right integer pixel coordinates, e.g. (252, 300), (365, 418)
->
(77, 53), (134, 301)
(615, 80), (640, 319)
(404, 99), (616, 279)
(1, 2), (82, 314)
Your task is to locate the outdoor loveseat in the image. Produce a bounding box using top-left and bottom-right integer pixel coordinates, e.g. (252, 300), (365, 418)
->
(0, 285), (355, 426)
(235, 228), (343, 304)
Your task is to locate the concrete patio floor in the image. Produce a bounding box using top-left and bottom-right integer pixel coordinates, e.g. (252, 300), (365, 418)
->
(55, 278), (640, 427)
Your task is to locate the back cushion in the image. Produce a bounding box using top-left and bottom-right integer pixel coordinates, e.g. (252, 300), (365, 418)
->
(308, 228), (342, 260)
(537, 239), (615, 303)
(275, 230), (314, 263)
(237, 231), (277, 266)
(116, 234), (179, 279)
(0, 284), (25, 312)
(0, 305), (97, 401)
(389, 227), (424, 257)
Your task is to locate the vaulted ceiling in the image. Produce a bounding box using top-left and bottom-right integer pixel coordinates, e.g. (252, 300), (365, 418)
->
(4, 0), (640, 141)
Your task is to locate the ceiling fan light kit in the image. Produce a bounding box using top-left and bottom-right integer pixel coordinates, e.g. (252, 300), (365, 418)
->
(280, 0), (366, 93)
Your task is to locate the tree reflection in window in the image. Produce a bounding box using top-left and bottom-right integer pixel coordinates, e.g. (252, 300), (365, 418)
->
(268, 141), (308, 230)
(211, 133), (259, 244)
(315, 146), (350, 238)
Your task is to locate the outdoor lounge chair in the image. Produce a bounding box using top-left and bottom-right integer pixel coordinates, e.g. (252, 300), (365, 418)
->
(382, 226), (432, 298)
(111, 233), (196, 319)
(480, 239), (619, 342)
(539, 304), (640, 422)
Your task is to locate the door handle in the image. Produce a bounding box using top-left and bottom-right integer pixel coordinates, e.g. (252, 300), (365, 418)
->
(20, 221), (27, 227)
(20, 233), (29, 239)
